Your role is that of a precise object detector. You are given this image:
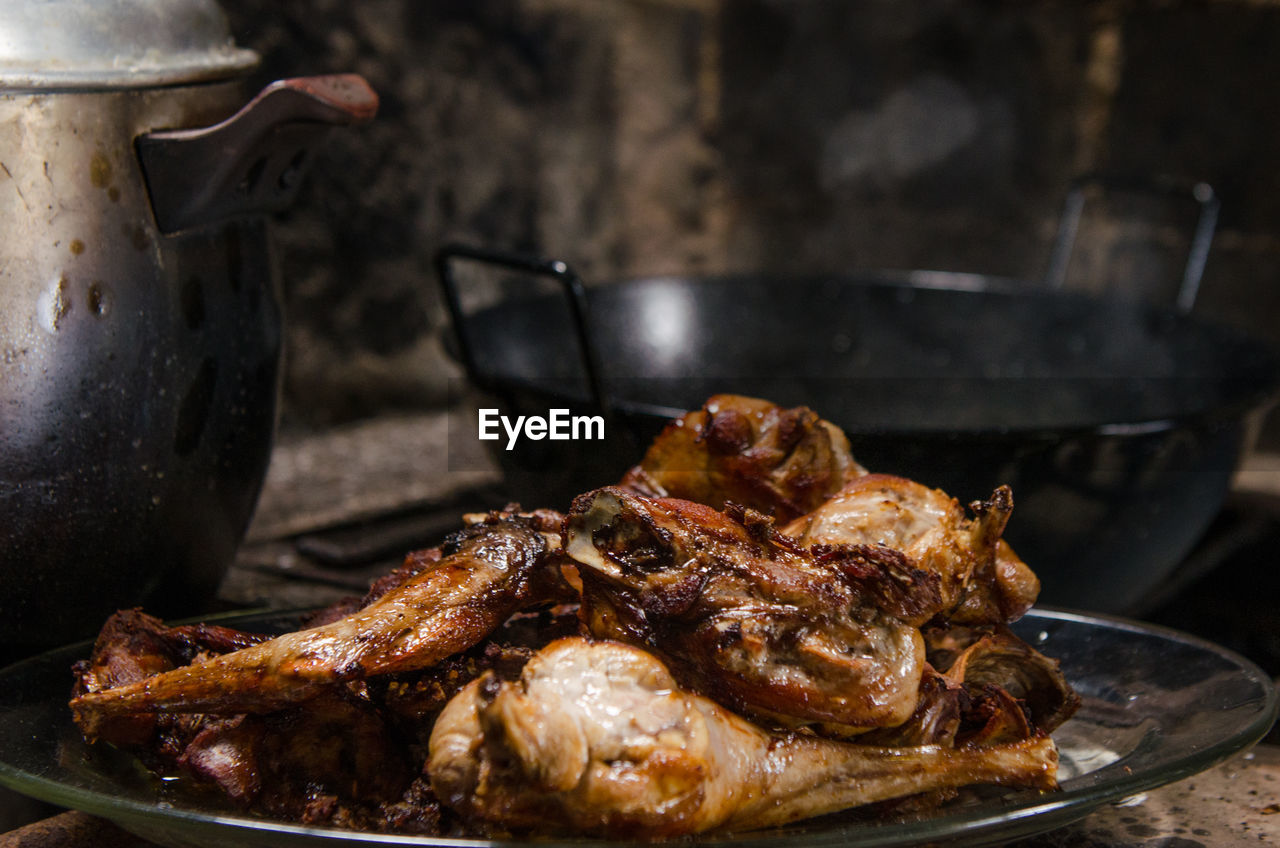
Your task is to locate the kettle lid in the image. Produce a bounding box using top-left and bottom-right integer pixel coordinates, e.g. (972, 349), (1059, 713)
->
(0, 0), (259, 91)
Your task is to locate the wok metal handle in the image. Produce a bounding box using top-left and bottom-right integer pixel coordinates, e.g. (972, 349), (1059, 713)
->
(434, 243), (610, 414)
(1045, 174), (1220, 312)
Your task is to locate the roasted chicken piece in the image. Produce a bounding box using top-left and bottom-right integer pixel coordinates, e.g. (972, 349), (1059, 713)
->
(565, 486), (945, 732)
(73, 511), (560, 734)
(70, 608), (272, 758)
(78, 622), (447, 832)
(783, 473), (1040, 623)
(927, 624), (1081, 734)
(429, 637), (1058, 838)
(852, 667), (966, 748)
(71, 607), (569, 834)
(180, 692), (418, 815)
(620, 394), (865, 523)
(71, 608), (269, 700)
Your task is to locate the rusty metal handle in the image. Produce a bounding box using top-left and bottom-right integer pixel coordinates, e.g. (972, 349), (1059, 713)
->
(136, 74), (378, 234)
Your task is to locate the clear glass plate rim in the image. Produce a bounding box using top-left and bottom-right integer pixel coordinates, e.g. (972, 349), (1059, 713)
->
(0, 606), (1274, 847)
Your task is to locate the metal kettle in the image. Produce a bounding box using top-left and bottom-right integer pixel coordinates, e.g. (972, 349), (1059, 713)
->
(0, 0), (377, 649)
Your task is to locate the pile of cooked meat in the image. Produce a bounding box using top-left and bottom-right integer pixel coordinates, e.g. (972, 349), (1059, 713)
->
(70, 394), (1079, 838)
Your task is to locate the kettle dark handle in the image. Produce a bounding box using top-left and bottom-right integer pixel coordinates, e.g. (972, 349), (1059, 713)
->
(434, 243), (611, 415)
(136, 74), (378, 234)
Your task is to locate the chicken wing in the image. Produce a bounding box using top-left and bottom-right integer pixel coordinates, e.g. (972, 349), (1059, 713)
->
(72, 512), (557, 736)
(428, 637), (1058, 838)
(70, 608), (272, 752)
(565, 486), (944, 732)
(783, 473), (1040, 623)
(619, 394), (865, 522)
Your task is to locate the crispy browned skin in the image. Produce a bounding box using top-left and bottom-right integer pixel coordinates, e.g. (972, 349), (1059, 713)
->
(565, 487), (945, 732)
(428, 637), (1058, 838)
(783, 474), (1040, 623)
(620, 394), (865, 523)
(72, 513), (555, 735)
(70, 609), (273, 753)
(853, 667), (966, 748)
(927, 624), (1081, 734)
(72, 609), (270, 697)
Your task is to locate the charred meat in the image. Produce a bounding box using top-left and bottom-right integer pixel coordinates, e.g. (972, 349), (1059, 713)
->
(566, 486), (944, 732)
(620, 394), (865, 522)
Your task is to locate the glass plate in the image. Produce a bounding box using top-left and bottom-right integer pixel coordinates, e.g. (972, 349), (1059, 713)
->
(0, 608), (1274, 848)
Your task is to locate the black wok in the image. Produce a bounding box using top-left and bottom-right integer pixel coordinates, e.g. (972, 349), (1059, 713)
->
(437, 245), (1280, 615)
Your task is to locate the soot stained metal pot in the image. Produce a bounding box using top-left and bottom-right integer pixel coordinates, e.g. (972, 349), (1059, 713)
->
(437, 242), (1280, 616)
(0, 0), (377, 649)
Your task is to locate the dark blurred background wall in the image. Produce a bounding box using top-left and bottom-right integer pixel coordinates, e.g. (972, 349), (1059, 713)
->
(219, 0), (1280, 442)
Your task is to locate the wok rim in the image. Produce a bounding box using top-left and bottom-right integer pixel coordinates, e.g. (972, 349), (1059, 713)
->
(460, 270), (1280, 442)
